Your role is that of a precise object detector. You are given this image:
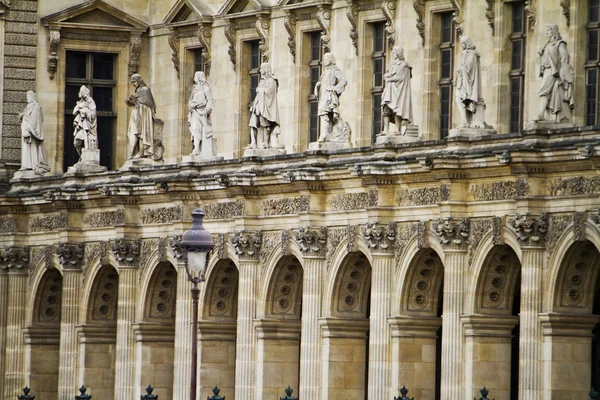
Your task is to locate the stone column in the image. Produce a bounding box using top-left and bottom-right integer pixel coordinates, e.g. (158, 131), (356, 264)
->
(231, 231), (262, 400)
(296, 231), (327, 400)
(172, 258), (194, 400)
(57, 269), (82, 400)
(462, 315), (519, 400)
(111, 239), (141, 400)
(367, 253), (394, 400)
(0, 270), (8, 400)
(3, 269), (29, 400)
(388, 316), (442, 400)
(539, 314), (600, 400)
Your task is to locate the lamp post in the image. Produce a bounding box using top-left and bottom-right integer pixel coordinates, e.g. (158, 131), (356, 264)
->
(180, 209), (214, 400)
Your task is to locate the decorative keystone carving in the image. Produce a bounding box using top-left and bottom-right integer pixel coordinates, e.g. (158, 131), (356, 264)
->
(168, 30), (181, 78)
(56, 242), (84, 269)
(168, 234), (183, 260)
(0, 246), (30, 270)
(361, 222), (396, 253)
(434, 218), (470, 247)
(230, 231), (262, 260)
(47, 29), (60, 80)
(511, 214), (547, 246)
(294, 226), (327, 257)
(129, 34), (142, 77)
(111, 238), (141, 265)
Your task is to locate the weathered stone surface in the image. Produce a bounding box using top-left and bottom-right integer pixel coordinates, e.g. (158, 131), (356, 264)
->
(4, 33), (37, 46)
(5, 11), (38, 23)
(4, 79), (35, 91)
(4, 45), (37, 58)
(5, 21), (37, 34)
(10, 0), (39, 12)
(4, 56), (36, 69)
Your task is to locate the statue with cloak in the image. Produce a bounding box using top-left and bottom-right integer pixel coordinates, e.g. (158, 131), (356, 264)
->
(126, 74), (164, 161)
(19, 91), (49, 175)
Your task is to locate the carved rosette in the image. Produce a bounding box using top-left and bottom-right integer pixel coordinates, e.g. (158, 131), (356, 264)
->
(0, 246), (30, 270)
(230, 231), (262, 261)
(198, 25), (212, 76)
(433, 218), (470, 249)
(56, 242), (84, 270)
(111, 238), (142, 266)
(361, 222), (396, 254)
(294, 226), (327, 257)
(129, 34), (142, 77)
(48, 29), (60, 80)
(283, 11), (297, 62)
(510, 214), (547, 247)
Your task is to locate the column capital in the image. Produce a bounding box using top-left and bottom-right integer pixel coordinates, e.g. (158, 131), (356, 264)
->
(539, 312), (600, 337)
(388, 315), (442, 338)
(230, 230), (262, 261)
(111, 238), (141, 268)
(509, 213), (547, 249)
(361, 221), (396, 255)
(56, 242), (84, 271)
(294, 226), (327, 258)
(432, 217), (470, 251)
(461, 314), (519, 338)
(0, 246), (30, 272)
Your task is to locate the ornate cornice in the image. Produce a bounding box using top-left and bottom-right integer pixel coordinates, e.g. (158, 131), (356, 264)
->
(56, 242), (84, 270)
(111, 238), (142, 266)
(294, 226), (327, 257)
(0, 246), (30, 270)
(230, 230), (262, 261)
(361, 222), (396, 254)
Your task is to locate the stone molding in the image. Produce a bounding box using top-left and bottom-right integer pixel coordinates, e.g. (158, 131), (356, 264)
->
(261, 195), (309, 216)
(361, 221), (396, 254)
(230, 230), (262, 261)
(111, 238), (141, 267)
(198, 320), (237, 341)
(328, 190), (377, 211)
(22, 327), (61, 345)
(388, 315), (442, 337)
(319, 317), (370, 338)
(433, 217), (470, 249)
(56, 242), (84, 270)
(140, 205), (182, 225)
(223, 8), (271, 70)
(255, 319), (301, 340)
(0, 246), (30, 270)
(83, 210), (125, 228)
(132, 323), (175, 342)
(204, 200), (245, 220)
(75, 325), (117, 344)
(294, 226), (327, 257)
(510, 213), (547, 247)
(461, 315), (519, 337)
(30, 212), (68, 233)
(539, 313), (600, 337)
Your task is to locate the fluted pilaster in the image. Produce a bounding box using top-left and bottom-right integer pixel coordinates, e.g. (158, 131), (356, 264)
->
(114, 268), (138, 400)
(440, 250), (467, 400)
(235, 260), (259, 400)
(58, 270), (82, 400)
(518, 248), (544, 400)
(299, 256), (325, 400)
(367, 254), (394, 400)
(3, 272), (28, 400)
(172, 261), (194, 400)
(0, 272), (8, 400)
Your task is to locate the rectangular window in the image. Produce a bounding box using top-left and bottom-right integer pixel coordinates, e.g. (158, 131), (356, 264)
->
(509, 2), (526, 133)
(439, 12), (454, 139)
(64, 51), (116, 172)
(586, 0), (600, 125)
(372, 22), (386, 141)
(308, 31), (322, 143)
(248, 40), (261, 108)
(193, 48), (204, 73)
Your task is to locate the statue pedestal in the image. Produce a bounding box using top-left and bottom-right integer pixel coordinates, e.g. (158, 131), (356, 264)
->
(65, 149), (107, 175)
(307, 140), (350, 151)
(181, 153), (224, 163)
(120, 157), (164, 171)
(12, 169), (50, 181)
(525, 121), (576, 130)
(448, 127), (496, 139)
(376, 125), (420, 144)
(242, 147), (286, 157)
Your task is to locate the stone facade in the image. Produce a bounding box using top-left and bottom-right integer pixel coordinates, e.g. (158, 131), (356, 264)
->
(0, 1), (600, 400)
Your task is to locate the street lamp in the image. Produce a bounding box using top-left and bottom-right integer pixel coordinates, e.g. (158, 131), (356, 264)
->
(180, 209), (214, 400)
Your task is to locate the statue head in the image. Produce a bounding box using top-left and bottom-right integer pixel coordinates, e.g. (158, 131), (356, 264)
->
(194, 71), (207, 84)
(545, 24), (561, 40)
(392, 46), (404, 60)
(26, 90), (36, 103)
(259, 63), (273, 78)
(323, 52), (336, 67)
(130, 73), (145, 88)
(78, 85), (90, 99)
(459, 36), (476, 51)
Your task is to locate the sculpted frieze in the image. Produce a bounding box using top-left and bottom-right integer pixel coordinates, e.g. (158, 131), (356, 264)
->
(140, 206), (182, 225)
(168, 234), (183, 260)
(510, 214), (547, 247)
(328, 190), (377, 211)
(84, 210), (125, 228)
(294, 226), (327, 257)
(231, 231), (262, 261)
(397, 187), (442, 206)
(470, 181), (517, 201)
(546, 214), (572, 251)
(260, 232), (280, 268)
(361, 222), (396, 254)
(395, 222), (419, 267)
(212, 233), (226, 260)
(0, 246), (30, 270)
(549, 176), (600, 196)
(30, 212), (68, 233)
(433, 218), (470, 248)
(204, 200), (245, 220)
(262, 195), (309, 216)
(0, 216), (15, 234)
(139, 239), (159, 281)
(56, 242), (84, 270)
(111, 238), (141, 266)
(516, 178), (529, 197)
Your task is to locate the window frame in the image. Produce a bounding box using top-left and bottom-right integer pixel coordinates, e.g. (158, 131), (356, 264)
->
(586, 0), (600, 126)
(371, 22), (386, 142)
(508, 2), (526, 133)
(438, 12), (455, 140)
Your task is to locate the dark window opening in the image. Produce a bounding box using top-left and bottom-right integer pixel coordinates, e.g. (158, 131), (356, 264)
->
(248, 40), (261, 108)
(509, 2), (526, 133)
(193, 48), (204, 73)
(308, 31), (323, 143)
(586, 0), (600, 125)
(372, 22), (386, 142)
(439, 12), (454, 139)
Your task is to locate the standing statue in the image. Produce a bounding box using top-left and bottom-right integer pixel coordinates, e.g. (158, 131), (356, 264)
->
(125, 74), (164, 161)
(188, 71), (214, 156)
(535, 24), (574, 124)
(380, 46), (413, 135)
(73, 85), (97, 158)
(455, 36), (489, 129)
(315, 53), (349, 142)
(249, 63), (280, 149)
(18, 91), (49, 175)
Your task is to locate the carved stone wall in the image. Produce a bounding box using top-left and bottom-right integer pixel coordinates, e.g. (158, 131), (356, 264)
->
(2, 0), (39, 161)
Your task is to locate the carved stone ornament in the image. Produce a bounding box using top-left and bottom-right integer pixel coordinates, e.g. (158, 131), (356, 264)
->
(281, 229), (290, 256)
(198, 25), (212, 76)
(262, 195), (309, 216)
(510, 214), (547, 247)
(361, 222), (397, 253)
(316, 5), (332, 53)
(30, 212), (68, 233)
(212, 233), (226, 260)
(579, 143), (594, 159)
(140, 206), (183, 225)
(283, 11), (298, 62)
(381, 0), (397, 46)
(524, 0), (536, 31)
(485, 0), (495, 34)
(56, 242), (85, 270)
(168, 234), (183, 260)
(294, 226), (327, 257)
(346, 224), (357, 253)
(450, 0), (464, 36)
(346, 2), (359, 55)
(0, 246), (30, 270)
(573, 212), (585, 241)
(47, 29), (60, 80)
(549, 176), (600, 197)
(256, 15), (270, 62)
(204, 200), (245, 220)
(328, 190), (378, 211)
(230, 231), (262, 260)
(413, 0), (425, 45)
(397, 186), (442, 206)
(129, 35), (142, 77)
(470, 181), (518, 201)
(469, 218), (494, 253)
(224, 21), (237, 70)
(561, 0), (570, 26)
(434, 218), (470, 247)
(395, 222), (419, 267)
(168, 30), (181, 78)
(83, 210), (125, 228)
(496, 150), (511, 164)
(111, 238), (142, 266)
(0, 216), (15, 234)
(546, 214), (572, 251)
